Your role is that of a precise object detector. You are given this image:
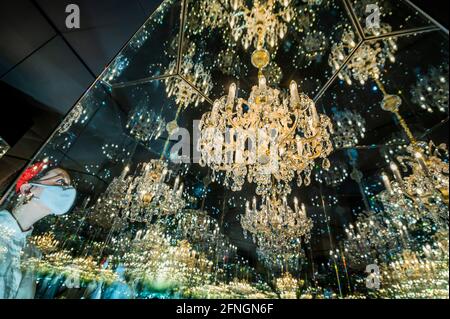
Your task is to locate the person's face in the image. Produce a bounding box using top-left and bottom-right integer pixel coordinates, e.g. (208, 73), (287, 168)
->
(37, 169), (71, 186)
(29, 169), (72, 197)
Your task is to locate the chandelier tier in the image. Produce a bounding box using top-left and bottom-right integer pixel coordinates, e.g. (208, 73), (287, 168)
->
(198, 40), (333, 194)
(241, 193), (313, 271)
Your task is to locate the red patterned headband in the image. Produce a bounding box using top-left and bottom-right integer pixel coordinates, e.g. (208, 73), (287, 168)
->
(16, 161), (50, 193)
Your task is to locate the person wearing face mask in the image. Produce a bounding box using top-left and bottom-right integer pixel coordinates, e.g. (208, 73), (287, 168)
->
(0, 163), (77, 299)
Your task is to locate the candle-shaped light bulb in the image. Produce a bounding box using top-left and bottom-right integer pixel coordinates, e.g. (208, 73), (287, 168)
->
(301, 203), (306, 217)
(173, 176), (180, 191)
(310, 102), (319, 125)
(290, 81), (300, 106)
(381, 173), (393, 193)
(258, 74), (267, 91)
(160, 168), (168, 182)
(414, 152), (430, 175)
(252, 197), (257, 211)
(390, 163), (403, 185)
(294, 197), (299, 213)
(176, 183), (184, 197)
(227, 83), (236, 106)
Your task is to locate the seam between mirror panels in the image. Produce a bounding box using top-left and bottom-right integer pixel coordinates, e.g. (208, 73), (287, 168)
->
(313, 40), (364, 103)
(314, 26), (442, 104)
(342, 0), (365, 40)
(176, 0), (189, 75)
(178, 74), (214, 106)
(365, 26), (440, 41)
(110, 73), (175, 89)
(0, 0), (173, 205)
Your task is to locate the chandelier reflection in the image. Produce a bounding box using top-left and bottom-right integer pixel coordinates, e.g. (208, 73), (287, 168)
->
(379, 231), (449, 299)
(198, 44), (333, 195)
(241, 194), (312, 271)
(227, 0), (296, 50)
(126, 106), (165, 145)
(123, 224), (213, 291)
(275, 272), (302, 299)
(216, 47), (248, 78)
(315, 160), (349, 186)
(165, 56), (212, 108)
(411, 62), (449, 113)
(293, 30), (327, 68)
(343, 211), (405, 269)
(171, 209), (237, 263)
(101, 143), (132, 164)
(329, 24), (397, 85)
(91, 160), (189, 226)
(379, 141), (449, 227)
(331, 109), (366, 149)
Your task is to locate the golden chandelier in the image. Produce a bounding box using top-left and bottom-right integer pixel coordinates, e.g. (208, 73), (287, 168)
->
(198, 36), (333, 195)
(228, 0), (295, 50)
(329, 24), (397, 85)
(241, 194), (312, 271)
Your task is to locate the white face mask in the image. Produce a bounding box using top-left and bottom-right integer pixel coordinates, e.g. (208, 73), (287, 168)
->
(29, 183), (77, 216)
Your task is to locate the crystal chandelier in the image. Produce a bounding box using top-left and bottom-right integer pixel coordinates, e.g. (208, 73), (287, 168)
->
(120, 160), (189, 222)
(329, 24), (397, 85)
(377, 77), (449, 212)
(164, 55), (212, 108)
(0, 136), (9, 159)
(186, 0), (229, 36)
(379, 141), (449, 227)
(378, 231), (449, 299)
(293, 30), (327, 68)
(126, 106), (165, 145)
(331, 109), (366, 149)
(343, 210), (405, 269)
(91, 160), (189, 225)
(227, 0), (296, 50)
(122, 224), (213, 290)
(170, 209), (238, 263)
(315, 160), (349, 186)
(275, 272), (302, 299)
(89, 167), (133, 230)
(101, 143), (132, 164)
(241, 194), (313, 270)
(185, 280), (277, 299)
(198, 44), (333, 195)
(410, 62), (449, 113)
(215, 47), (248, 78)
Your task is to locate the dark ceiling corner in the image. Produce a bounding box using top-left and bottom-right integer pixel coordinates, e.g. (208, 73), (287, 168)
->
(410, 0), (449, 29)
